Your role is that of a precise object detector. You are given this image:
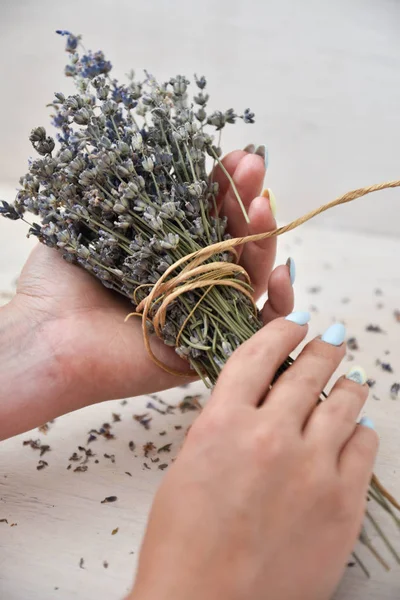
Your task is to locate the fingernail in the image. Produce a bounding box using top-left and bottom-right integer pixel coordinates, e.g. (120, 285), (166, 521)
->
(243, 143), (255, 153)
(262, 188), (277, 217)
(285, 311), (311, 326)
(346, 366), (367, 385)
(286, 257), (296, 285)
(255, 144), (265, 159)
(255, 144), (269, 170)
(359, 416), (375, 430)
(321, 323), (346, 346)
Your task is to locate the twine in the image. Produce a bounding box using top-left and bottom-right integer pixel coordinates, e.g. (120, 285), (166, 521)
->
(126, 179), (400, 376)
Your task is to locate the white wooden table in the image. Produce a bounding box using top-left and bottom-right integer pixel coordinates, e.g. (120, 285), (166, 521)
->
(1, 214), (400, 599)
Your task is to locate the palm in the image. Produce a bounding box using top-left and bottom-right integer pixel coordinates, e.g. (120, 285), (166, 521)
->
(13, 151), (292, 411)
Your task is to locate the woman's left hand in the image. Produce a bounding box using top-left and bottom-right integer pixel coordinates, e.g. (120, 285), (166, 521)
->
(0, 148), (294, 439)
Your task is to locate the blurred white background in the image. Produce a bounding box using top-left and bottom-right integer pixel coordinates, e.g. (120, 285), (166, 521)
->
(1, 0), (400, 236)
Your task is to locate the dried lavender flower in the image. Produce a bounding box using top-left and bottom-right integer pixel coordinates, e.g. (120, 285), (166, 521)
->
(1, 30), (258, 387)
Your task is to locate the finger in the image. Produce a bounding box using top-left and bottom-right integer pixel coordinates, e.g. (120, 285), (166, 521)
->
(340, 419), (379, 494)
(261, 264), (295, 322)
(219, 153), (266, 259)
(305, 367), (369, 455)
(239, 195), (277, 298)
(212, 150), (247, 208)
(212, 313), (310, 409)
(264, 323), (347, 425)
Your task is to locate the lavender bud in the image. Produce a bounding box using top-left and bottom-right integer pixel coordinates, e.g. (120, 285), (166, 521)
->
(143, 205), (156, 218)
(207, 111), (225, 130)
(225, 108), (236, 124)
(65, 96), (80, 110)
(35, 137), (56, 156)
(29, 127), (47, 143)
(210, 182), (219, 195)
(184, 122), (197, 135)
(65, 64), (77, 77)
(192, 133), (205, 149)
(172, 130), (183, 143)
(117, 165), (131, 177)
(105, 268), (121, 278)
(0, 200), (20, 221)
(129, 82), (142, 100)
(194, 74), (207, 89)
(68, 155), (86, 174)
(141, 157), (154, 172)
(101, 100), (118, 116)
(194, 92), (209, 106)
(133, 199), (147, 212)
(79, 169), (97, 186)
(195, 108), (206, 122)
(114, 216), (132, 229)
(222, 341), (233, 357)
(136, 102), (148, 117)
(100, 135), (112, 149)
(206, 145), (222, 158)
(97, 86), (110, 100)
(160, 233), (179, 250)
(74, 107), (91, 125)
(149, 216), (163, 230)
(59, 149), (73, 163)
(190, 148), (203, 163)
(72, 204), (90, 219)
(176, 346), (191, 358)
(56, 229), (71, 245)
(188, 182), (203, 197)
(113, 203), (127, 214)
(77, 245), (91, 259)
(242, 108), (255, 124)
(117, 141), (130, 155)
(127, 181), (139, 196)
(137, 178), (146, 192)
(159, 202), (176, 219)
(131, 133), (143, 150)
(54, 92), (65, 103)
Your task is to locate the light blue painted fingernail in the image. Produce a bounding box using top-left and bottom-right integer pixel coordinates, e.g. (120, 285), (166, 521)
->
(346, 366), (367, 385)
(359, 416), (375, 430)
(285, 311), (311, 326)
(321, 323), (346, 346)
(286, 257), (296, 285)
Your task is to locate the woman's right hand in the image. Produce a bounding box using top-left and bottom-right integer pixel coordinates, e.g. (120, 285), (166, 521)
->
(130, 313), (378, 600)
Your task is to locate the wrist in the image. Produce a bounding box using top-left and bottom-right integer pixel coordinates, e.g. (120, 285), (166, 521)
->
(0, 299), (74, 439)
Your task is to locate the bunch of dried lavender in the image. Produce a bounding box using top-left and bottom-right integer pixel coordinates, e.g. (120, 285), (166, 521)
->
(1, 31), (399, 572)
(1, 30), (260, 386)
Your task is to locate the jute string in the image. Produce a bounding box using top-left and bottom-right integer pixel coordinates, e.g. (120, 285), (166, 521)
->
(126, 179), (400, 376)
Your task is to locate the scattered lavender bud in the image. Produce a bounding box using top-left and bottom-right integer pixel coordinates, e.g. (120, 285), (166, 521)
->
(390, 383), (400, 400)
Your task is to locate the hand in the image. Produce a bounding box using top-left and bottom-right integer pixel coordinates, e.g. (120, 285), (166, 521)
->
(129, 315), (378, 600)
(0, 149), (294, 438)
